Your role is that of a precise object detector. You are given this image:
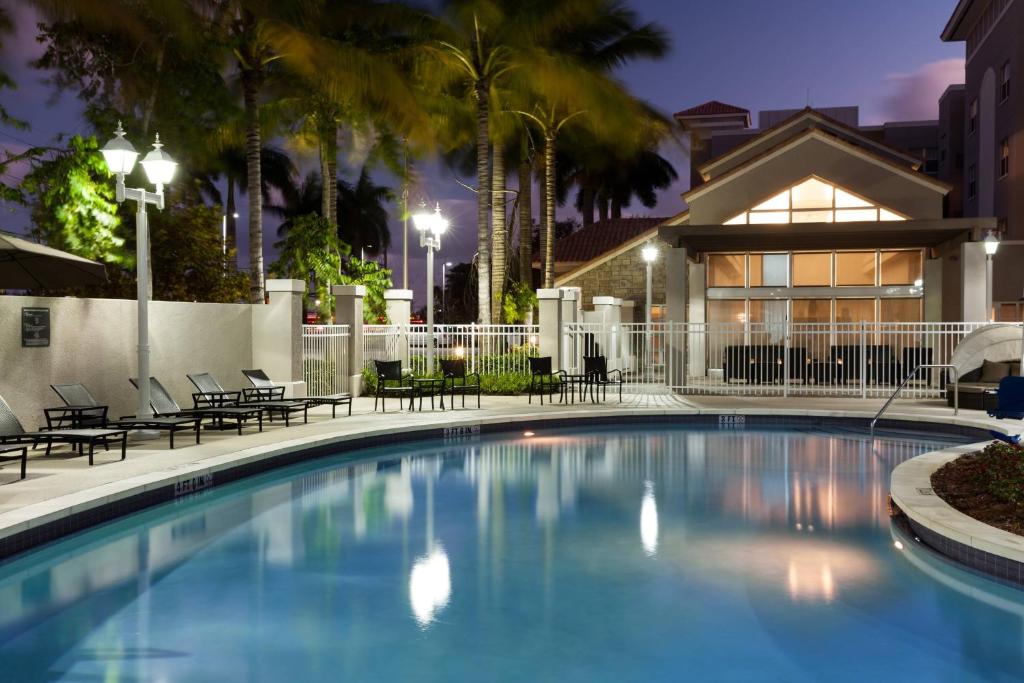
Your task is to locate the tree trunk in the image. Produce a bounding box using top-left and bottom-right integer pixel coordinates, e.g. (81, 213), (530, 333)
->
(226, 178), (237, 268)
(543, 131), (556, 289)
(611, 199), (622, 219)
(518, 159), (532, 285)
(327, 126), (338, 227)
(597, 195), (608, 222)
(319, 128), (332, 222)
(537, 154), (547, 285)
(581, 179), (595, 226)
(141, 37), (167, 137)
(491, 140), (506, 322)
(475, 82), (491, 324)
(242, 68), (265, 303)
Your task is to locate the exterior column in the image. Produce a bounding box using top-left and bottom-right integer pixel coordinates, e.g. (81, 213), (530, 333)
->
(252, 278), (307, 397)
(332, 284), (364, 396)
(538, 288), (564, 371)
(620, 300), (636, 373)
(923, 258), (943, 323)
(559, 287), (579, 372)
(664, 246), (689, 389)
(593, 296), (623, 370)
(688, 261), (707, 378)
(384, 289), (413, 369)
(960, 242), (988, 322)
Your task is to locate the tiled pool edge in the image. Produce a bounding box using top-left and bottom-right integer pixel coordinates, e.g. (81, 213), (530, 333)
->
(0, 407), (1005, 564)
(890, 445), (1024, 586)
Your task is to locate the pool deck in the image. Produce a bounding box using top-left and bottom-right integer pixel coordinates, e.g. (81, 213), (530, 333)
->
(0, 393), (1017, 555)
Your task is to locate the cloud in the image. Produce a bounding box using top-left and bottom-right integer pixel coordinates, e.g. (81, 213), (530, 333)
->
(881, 58), (965, 121)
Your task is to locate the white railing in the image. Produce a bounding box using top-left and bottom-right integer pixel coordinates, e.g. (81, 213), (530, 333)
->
(363, 324), (539, 376)
(301, 324), (350, 396)
(563, 321), (992, 398)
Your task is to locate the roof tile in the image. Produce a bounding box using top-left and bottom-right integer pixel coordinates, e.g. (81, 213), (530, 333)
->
(674, 100), (750, 118)
(550, 217), (667, 263)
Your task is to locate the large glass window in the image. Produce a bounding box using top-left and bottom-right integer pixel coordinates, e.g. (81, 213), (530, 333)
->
(791, 299), (831, 323)
(707, 300), (746, 325)
(749, 253), (788, 287)
(879, 251), (922, 285)
(880, 298), (921, 322)
(724, 177), (908, 225)
(835, 298), (875, 323)
(792, 252), (832, 287)
(707, 254), (745, 287)
(835, 252), (876, 286)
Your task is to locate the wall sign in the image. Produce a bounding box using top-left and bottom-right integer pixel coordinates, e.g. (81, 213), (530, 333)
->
(21, 307), (50, 347)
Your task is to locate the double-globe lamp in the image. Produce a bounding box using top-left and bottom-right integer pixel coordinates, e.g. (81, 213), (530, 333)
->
(101, 122), (177, 421)
(413, 203), (449, 373)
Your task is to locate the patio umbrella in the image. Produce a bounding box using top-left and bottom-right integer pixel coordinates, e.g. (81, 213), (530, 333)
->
(0, 231), (106, 289)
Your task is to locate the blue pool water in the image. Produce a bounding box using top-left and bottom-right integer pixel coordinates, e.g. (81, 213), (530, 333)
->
(1, 424), (1023, 682)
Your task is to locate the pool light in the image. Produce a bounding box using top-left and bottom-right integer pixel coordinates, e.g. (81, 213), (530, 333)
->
(409, 545), (451, 627)
(640, 481), (658, 556)
(523, 431), (535, 437)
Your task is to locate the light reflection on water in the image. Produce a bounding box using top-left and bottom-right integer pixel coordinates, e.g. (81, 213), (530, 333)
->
(1, 426), (1022, 682)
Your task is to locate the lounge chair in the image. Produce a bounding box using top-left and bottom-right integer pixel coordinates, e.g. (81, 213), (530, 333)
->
(131, 377), (265, 435)
(0, 392), (127, 466)
(51, 383), (201, 449)
(0, 444), (28, 480)
(188, 372), (308, 426)
(583, 355), (623, 403)
(241, 369), (352, 418)
(986, 376), (1024, 445)
(373, 360), (414, 412)
(440, 359), (481, 409)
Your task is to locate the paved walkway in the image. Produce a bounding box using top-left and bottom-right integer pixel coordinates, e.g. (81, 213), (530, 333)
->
(0, 393), (1014, 543)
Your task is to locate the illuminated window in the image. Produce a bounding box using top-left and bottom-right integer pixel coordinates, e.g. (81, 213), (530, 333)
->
(879, 250), (923, 285)
(707, 299), (746, 325)
(707, 254), (746, 287)
(792, 299), (831, 323)
(880, 298), (921, 322)
(723, 177), (906, 225)
(749, 253), (788, 287)
(792, 252), (832, 287)
(835, 252), (876, 286)
(835, 298), (875, 323)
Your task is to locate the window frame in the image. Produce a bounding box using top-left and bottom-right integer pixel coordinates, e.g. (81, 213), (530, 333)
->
(1000, 61), (1010, 103)
(969, 98), (978, 135)
(968, 164), (977, 199)
(999, 137), (1009, 179)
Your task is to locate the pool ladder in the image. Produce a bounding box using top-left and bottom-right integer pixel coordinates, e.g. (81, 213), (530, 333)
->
(870, 364), (958, 436)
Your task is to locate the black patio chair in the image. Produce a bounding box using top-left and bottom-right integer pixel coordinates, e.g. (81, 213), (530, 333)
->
(189, 372), (308, 426)
(528, 356), (564, 405)
(131, 377), (264, 435)
(440, 359), (481, 409)
(242, 369), (352, 418)
(0, 444), (28, 480)
(0, 392), (127, 466)
(374, 360), (414, 412)
(583, 355), (623, 403)
(52, 383), (201, 449)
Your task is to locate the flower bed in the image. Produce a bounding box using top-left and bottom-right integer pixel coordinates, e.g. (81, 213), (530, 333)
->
(932, 441), (1024, 536)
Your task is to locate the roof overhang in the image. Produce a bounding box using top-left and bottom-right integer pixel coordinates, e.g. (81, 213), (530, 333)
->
(941, 0), (976, 41)
(658, 218), (997, 254)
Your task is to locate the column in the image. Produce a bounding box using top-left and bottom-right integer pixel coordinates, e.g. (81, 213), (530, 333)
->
(252, 278), (307, 398)
(923, 258), (943, 323)
(688, 261), (707, 378)
(593, 296), (623, 369)
(332, 284), (365, 396)
(664, 246), (689, 389)
(960, 242), (988, 322)
(538, 288), (564, 371)
(620, 300), (636, 373)
(384, 289), (413, 368)
(559, 287), (579, 372)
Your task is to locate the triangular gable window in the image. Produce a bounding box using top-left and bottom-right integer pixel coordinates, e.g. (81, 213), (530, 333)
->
(724, 177), (908, 225)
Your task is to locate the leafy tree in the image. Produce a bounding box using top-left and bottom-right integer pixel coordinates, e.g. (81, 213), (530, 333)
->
(21, 135), (128, 264)
(0, 5), (27, 130)
(501, 281), (536, 323)
(343, 256), (393, 323)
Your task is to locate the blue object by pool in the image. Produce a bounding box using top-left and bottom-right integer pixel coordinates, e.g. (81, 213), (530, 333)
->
(1, 425), (1023, 682)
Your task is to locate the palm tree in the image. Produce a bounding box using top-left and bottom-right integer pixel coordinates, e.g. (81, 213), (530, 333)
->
(573, 143), (677, 222)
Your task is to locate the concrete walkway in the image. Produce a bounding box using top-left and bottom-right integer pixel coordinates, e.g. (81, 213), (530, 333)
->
(0, 394), (1014, 545)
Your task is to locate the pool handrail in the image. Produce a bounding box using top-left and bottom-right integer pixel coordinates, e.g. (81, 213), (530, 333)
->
(871, 363), (958, 435)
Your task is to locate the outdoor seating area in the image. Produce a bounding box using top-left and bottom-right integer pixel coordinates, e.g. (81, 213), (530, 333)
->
(719, 343), (936, 387)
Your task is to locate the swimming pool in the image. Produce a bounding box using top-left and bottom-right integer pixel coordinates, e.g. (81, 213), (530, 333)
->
(1, 424), (1022, 682)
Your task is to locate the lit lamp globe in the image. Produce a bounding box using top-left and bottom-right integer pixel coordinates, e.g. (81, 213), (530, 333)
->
(983, 232), (1000, 256)
(641, 244), (658, 264)
(140, 134), (177, 189)
(414, 203), (449, 238)
(100, 122), (138, 175)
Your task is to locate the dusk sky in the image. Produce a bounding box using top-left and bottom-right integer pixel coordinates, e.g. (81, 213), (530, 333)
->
(0, 0), (965, 301)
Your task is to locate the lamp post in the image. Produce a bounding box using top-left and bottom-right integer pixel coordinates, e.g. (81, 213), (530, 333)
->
(984, 231), (999, 322)
(101, 122), (177, 421)
(442, 262), (452, 324)
(641, 243), (658, 377)
(413, 203), (449, 373)
(222, 211), (238, 269)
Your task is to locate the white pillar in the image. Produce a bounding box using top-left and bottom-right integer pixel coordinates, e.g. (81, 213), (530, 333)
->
(923, 258), (943, 322)
(665, 246), (689, 389)
(538, 288), (564, 371)
(384, 288), (413, 369)
(559, 287), (579, 371)
(333, 284), (364, 396)
(252, 278), (307, 397)
(688, 261), (706, 378)
(960, 242), (988, 322)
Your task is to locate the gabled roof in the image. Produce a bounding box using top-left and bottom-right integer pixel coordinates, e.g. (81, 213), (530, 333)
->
(698, 107), (923, 180)
(941, 0), (975, 41)
(542, 217), (668, 265)
(683, 127), (952, 204)
(674, 101), (750, 118)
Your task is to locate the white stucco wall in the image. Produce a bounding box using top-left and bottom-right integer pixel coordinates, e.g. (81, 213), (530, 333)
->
(0, 296), (255, 430)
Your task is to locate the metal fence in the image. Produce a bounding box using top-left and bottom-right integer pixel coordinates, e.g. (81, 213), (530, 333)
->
(301, 324), (350, 395)
(363, 324), (540, 375)
(563, 321), (995, 398)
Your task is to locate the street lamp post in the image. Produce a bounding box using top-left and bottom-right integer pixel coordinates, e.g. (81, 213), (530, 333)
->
(101, 122), (177, 421)
(984, 231), (999, 322)
(222, 211), (238, 270)
(641, 243), (658, 378)
(442, 262), (452, 324)
(413, 203), (449, 374)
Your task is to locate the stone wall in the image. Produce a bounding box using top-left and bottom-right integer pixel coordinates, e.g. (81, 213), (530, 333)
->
(558, 238), (668, 320)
